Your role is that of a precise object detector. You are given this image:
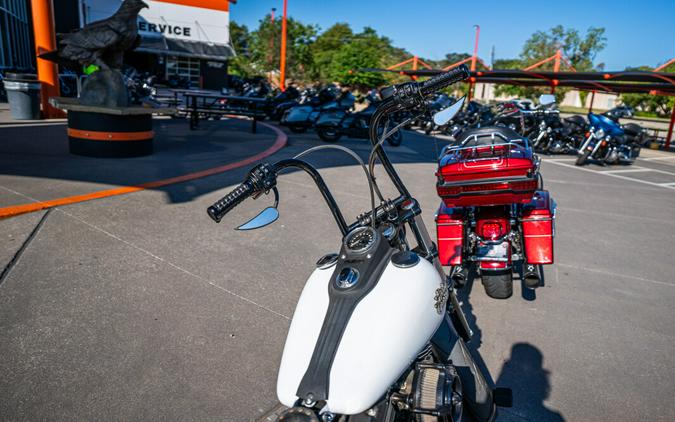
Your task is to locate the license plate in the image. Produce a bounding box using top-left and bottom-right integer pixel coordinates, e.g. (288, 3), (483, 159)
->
(476, 242), (509, 261)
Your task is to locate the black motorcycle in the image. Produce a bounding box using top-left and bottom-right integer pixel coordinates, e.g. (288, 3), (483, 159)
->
(281, 86), (355, 133)
(314, 91), (403, 146)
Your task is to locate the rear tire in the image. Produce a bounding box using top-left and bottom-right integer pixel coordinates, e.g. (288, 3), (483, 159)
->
(316, 126), (341, 142)
(575, 149), (591, 166)
(289, 125), (307, 134)
(481, 271), (513, 299)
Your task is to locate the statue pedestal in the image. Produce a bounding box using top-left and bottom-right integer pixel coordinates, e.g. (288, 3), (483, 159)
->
(50, 97), (174, 158)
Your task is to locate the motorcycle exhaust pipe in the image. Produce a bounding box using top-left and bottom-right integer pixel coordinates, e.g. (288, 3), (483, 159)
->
(523, 264), (540, 289)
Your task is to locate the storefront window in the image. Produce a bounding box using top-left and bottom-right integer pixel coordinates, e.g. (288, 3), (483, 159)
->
(166, 56), (200, 88)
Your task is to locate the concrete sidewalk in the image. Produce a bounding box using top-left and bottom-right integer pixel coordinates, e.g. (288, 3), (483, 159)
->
(1, 125), (675, 421)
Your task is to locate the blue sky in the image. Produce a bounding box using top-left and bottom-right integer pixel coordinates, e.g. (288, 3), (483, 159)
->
(229, 0), (674, 71)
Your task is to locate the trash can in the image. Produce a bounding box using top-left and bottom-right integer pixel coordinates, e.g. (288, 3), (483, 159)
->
(3, 73), (41, 120)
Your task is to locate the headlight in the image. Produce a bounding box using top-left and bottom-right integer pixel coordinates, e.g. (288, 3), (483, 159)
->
(595, 128), (605, 138)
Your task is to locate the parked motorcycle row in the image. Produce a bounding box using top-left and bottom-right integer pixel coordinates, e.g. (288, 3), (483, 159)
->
(412, 93), (651, 166)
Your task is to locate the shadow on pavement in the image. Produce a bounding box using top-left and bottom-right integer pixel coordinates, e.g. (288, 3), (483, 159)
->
(0, 117), (451, 206)
(496, 343), (564, 422)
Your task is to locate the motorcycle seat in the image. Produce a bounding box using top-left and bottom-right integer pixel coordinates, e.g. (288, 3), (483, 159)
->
(622, 123), (643, 138)
(564, 115), (586, 127)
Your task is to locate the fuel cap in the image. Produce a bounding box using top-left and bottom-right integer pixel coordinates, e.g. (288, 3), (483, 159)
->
(391, 250), (420, 268)
(336, 267), (359, 288)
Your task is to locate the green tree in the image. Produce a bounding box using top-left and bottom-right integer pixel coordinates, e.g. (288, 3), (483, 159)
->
(621, 63), (675, 117)
(323, 27), (401, 88)
(495, 26), (607, 101)
(521, 25), (606, 71)
(228, 21), (256, 77)
(311, 23), (354, 82)
(245, 14), (318, 81)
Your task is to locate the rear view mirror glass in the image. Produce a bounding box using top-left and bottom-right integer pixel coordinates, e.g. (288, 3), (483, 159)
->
(237, 207), (279, 230)
(539, 94), (556, 106)
(434, 96), (466, 126)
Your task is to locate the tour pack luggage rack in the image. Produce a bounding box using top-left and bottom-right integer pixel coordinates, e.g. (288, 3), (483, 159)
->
(436, 129), (539, 207)
(440, 131), (531, 161)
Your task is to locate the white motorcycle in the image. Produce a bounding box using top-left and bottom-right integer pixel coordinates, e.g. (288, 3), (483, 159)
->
(208, 65), (510, 421)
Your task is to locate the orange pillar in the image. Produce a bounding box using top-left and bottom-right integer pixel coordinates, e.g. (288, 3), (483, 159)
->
(551, 49), (561, 94)
(279, 0), (288, 92)
(412, 55), (418, 81)
(30, 0), (62, 118)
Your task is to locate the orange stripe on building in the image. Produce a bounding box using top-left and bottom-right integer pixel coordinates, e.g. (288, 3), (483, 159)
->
(67, 128), (155, 141)
(151, 0), (229, 12)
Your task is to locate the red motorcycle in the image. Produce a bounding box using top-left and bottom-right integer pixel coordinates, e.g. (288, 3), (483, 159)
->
(435, 126), (556, 299)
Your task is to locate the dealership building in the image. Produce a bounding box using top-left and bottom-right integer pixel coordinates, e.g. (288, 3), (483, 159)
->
(1, 0), (235, 90)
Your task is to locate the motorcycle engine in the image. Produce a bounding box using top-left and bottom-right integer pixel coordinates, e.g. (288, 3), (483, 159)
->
(391, 361), (463, 422)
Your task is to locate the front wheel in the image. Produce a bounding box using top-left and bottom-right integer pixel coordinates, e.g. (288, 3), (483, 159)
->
(481, 271), (513, 299)
(576, 149), (591, 166)
(316, 126), (342, 142)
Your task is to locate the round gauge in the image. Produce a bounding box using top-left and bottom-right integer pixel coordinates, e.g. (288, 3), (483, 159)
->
(345, 227), (378, 253)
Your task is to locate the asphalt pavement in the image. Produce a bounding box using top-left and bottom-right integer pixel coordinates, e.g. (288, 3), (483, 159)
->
(1, 118), (674, 421)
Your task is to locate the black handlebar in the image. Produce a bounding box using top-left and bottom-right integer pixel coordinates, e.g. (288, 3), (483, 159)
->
(420, 65), (471, 95)
(207, 163), (277, 223)
(207, 182), (254, 223)
(207, 67), (470, 225)
(380, 64), (470, 110)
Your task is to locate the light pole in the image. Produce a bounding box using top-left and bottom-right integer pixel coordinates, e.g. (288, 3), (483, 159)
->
(467, 24), (479, 102)
(279, 0), (288, 91)
(268, 8), (276, 66)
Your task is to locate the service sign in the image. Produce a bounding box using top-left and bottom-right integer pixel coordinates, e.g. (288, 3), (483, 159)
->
(81, 0), (230, 45)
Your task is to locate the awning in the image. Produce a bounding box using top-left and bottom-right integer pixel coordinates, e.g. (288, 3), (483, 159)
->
(136, 36), (235, 61)
(358, 68), (675, 95)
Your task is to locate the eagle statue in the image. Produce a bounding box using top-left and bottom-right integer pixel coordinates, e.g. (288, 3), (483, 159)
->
(41, 0), (149, 107)
(42, 0), (148, 71)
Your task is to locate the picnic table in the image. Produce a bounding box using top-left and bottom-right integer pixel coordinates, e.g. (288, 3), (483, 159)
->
(177, 90), (269, 133)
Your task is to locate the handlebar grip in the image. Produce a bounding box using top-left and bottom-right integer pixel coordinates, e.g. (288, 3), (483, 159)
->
(420, 64), (471, 95)
(207, 182), (254, 223)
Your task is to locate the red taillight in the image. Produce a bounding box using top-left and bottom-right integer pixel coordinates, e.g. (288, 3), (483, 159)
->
(482, 222), (502, 240)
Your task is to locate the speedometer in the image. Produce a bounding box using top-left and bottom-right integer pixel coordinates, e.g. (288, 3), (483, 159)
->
(345, 227), (377, 253)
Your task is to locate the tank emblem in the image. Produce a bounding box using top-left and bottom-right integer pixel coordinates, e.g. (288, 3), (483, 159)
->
(434, 283), (449, 314)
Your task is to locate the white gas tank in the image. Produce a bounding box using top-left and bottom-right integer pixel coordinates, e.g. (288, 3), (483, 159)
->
(277, 229), (446, 415)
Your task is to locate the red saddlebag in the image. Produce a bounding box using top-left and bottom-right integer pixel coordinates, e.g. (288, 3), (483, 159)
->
(520, 190), (555, 265)
(436, 203), (465, 266)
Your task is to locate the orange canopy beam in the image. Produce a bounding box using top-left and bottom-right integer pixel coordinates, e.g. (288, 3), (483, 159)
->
(655, 58), (675, 72)
(386, 57), (414, 70)
(443, 57), (472, 71)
